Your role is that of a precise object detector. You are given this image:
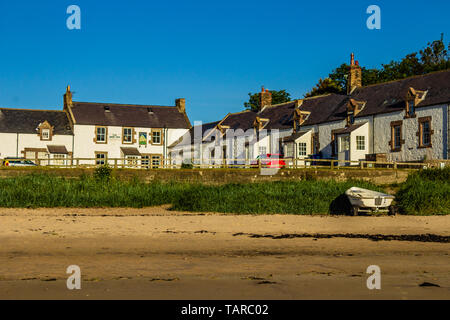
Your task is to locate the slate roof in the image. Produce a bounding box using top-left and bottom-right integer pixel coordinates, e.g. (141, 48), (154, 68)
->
(47, 145), (69, 154)
(69, 102), (191, 129)
(281, 130), (310, 142)
(337, 69), (450, 118)
(169, 120), (221, 148)
(0, 108), (73, 135)
(220, 110), (257, 130)
(333, 122), (367, 135)
(120, 147), (141, 156)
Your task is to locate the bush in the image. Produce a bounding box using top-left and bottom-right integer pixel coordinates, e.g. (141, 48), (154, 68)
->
(181, 162), (193, 169)
(395, 168), (450, 215)
(94, 165), (112, 182)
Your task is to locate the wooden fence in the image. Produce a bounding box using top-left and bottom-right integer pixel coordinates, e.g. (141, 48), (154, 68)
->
(1, 157), (449, 170)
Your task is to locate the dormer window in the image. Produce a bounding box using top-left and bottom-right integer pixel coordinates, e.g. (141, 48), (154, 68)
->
(349, 113), (355, 125)
(293, 109), (310, 132)
(38, 121), (53, 141)
(104, 106), (110, 112)
(41, 129), (50, 140)
(405, 87), (426, 118)
(408, 100), (415, 116)
(346, 99), (366, 126)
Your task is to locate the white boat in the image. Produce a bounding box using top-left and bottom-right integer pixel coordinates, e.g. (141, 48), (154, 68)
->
(345, 187), (395, 216)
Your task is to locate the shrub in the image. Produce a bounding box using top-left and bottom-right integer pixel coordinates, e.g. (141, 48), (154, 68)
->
(94, 164), (112, 182)
(395, 168), (450, 215)
(181, 162), (193, 169)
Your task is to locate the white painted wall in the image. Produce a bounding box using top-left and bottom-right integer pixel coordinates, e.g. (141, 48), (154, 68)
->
(0, 132), (73, 160)
(350, 122), (369, 161)
(372, 104), (447, 162)
(73, 124), (188, 164)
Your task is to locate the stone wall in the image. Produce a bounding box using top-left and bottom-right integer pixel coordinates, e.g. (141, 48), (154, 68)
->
(0, 168), (413, 185)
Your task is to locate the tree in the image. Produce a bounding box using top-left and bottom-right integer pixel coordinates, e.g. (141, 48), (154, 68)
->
(304, 78), (342, 98)
(244, 89), (291, 111)
(305, 38), (450, 98)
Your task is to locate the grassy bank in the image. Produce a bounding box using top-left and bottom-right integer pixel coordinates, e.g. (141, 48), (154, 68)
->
(0, 168), (448, 215)
(171, 180), (383, 214)
(0, 174), (191, 208)
(395, 167), (450, 215)
(0, 173), (381, 214)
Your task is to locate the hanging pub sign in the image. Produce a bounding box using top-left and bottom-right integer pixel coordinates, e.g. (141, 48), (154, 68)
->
(139, 132), (147, 146)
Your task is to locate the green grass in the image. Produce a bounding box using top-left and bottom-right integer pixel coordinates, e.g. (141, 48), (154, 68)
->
(171, 180), (384, 215)
(0, 174), (191, 208)
(0, 169), (448, 215)
(395, 167), (450, 215)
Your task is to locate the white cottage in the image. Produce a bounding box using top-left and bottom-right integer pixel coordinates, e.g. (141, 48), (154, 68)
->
(0, 108), (74, 164)
(62, 86), (191, 167)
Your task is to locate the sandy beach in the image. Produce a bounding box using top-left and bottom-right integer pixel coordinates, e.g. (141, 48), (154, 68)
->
(0, 206), (449, 299)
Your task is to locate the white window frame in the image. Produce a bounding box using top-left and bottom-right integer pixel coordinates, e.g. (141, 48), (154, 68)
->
(123, 128), (133, 144)
(298, 142), (307, 156)
(96, 127), (107, 143)
(41, 129), (50, 141)
(356, 136), (365, 151)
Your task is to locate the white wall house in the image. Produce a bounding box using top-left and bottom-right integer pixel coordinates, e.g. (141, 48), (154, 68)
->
(170, 64), (450, 165)
(0, 87), (191, 167)
(61, 86), (191, 167)
(0, 108), (74, 164)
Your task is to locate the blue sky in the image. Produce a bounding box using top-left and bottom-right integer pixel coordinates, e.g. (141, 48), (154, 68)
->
(0, 0), (448, 123)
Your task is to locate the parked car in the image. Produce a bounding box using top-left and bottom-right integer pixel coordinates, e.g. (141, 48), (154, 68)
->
(251, 154), (286, 168)
(1, 158), (38, 167)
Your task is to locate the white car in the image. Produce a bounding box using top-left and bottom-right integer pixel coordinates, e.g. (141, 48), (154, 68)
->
(2, 158), (38, 167)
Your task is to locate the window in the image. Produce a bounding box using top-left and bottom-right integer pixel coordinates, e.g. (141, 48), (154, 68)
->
(340, 136), (350, 152)
(390, 121), (403, 152)
(349, 114), (355, 125)
(258, 146), (267, 156)
(298, 142), (307, 156)
(41, 129), (50, 140)
(96, 127), (107, 143)
(408, 100), (415, 117)
(95, 152), (107, 165)
(141, 155), (150, 169)
(284, 144), (294, 158)
(151, 155), (161, 168)
(123, 128), (133, 144)
(394, 126), (401, 149)
(418, 117), (433, 148)
(53, 154), (66, 166)
(126, 156), (139, 167)
(356, 136), (365, 150)
(151, 129), (162, 145)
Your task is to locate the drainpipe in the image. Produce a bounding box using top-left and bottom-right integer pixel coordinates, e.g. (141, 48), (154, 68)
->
(372, 115), (375, 155)
(72, 133), (75, 163)
(447, 104), (450, 159)
(16, 133), (19, 157)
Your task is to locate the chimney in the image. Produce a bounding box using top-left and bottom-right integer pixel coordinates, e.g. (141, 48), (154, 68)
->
(176, 98), (186, 113)
(259, 86), (272, 110)
(347, 53), (362, 94)
(64, 85), (73, 109)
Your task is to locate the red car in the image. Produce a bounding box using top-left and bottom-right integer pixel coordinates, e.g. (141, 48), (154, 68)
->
(251, 154), (286, 168)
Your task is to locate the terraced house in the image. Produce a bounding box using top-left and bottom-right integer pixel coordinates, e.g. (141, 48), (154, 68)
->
(170, 56), (450, 165)
(0, 86), (191, 166)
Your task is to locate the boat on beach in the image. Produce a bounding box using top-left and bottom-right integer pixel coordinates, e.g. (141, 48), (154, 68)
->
(345, 187), (395, 216)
